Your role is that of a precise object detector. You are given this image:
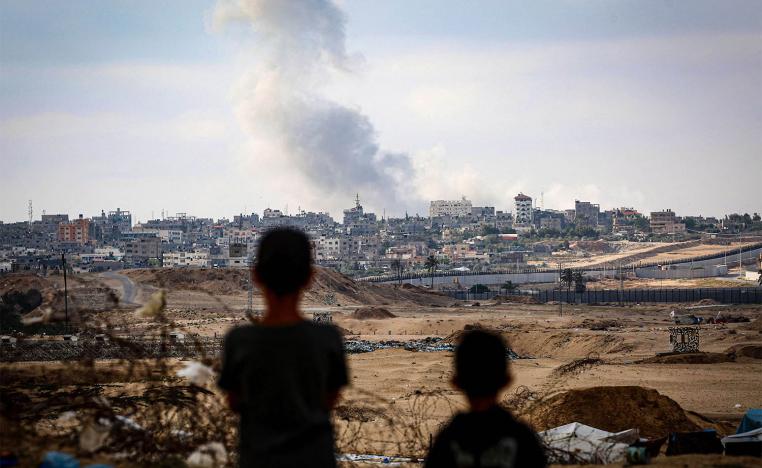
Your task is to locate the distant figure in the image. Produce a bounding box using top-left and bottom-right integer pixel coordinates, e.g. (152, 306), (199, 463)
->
(425, 330), (546, 468)
(219, 228), (348, 468)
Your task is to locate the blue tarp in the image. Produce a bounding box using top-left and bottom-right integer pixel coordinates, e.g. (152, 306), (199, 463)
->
(737, 409), (762, 434)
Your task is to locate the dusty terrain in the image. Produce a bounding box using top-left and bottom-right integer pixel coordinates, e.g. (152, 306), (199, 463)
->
(2, 268), (761, 466)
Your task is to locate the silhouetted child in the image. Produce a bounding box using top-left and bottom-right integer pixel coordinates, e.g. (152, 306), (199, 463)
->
(425, 330), (546, 468)
(219, 228), (348, 467)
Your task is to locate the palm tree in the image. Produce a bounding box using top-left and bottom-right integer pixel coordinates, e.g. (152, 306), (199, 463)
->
(561, 268), (574, 297)
(573, 270), (586, 293)
(424, 255), (439, 288)
(391, 259), (402, 284)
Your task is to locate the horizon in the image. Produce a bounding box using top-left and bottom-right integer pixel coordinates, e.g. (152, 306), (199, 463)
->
(1, 0), (760, 223)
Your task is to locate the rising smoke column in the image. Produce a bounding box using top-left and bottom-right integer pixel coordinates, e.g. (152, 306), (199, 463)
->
(213, 0), (416, 211)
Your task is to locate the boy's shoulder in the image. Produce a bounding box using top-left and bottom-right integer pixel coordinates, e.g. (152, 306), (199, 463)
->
(223, 321), (342, 342)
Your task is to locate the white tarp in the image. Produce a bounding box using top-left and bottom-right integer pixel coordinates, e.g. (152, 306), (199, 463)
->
(539, 422), (639, 464)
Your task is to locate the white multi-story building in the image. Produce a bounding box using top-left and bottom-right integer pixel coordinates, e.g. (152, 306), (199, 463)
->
(163, 250), (210, 268)
(514, 193), (533, 225)
(430, 197), (473, 218)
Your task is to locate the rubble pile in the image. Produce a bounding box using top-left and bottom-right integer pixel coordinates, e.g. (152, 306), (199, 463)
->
(523, 386), (700, 438)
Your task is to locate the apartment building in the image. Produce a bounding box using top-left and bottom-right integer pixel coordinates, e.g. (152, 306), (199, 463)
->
(514, 193), (533, 225)
(574, 200), (600, 227)
(430, 197), (473, 218)
(57, 215), (91, 244)
(650, 209), (686, 235)
(163, 250), (210, 268)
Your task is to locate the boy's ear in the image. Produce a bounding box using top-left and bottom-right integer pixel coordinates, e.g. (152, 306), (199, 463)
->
(252, 268), (262, 287)
(304, 267), (315, 289)
(451, 375), (461, 390)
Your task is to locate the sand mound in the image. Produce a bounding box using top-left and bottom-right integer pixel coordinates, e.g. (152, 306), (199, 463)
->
(351, 307), (396, 320)
(0, 273), (54, 296)
(639, 352), (734, 364)
(747, 319), (762, 331)
(503, 331), (626, 359)
(124, 268), (248, 295)
(492, 295), (539, 304)
(522, 386), (699, 438)
(725, 344), (762, 359)
(442, 323), (502, 344)
(124, 267), (453, 307)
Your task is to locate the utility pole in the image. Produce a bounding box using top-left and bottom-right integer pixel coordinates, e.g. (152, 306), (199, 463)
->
(62, 253), (69, 330)
(558, 262), (562, 316)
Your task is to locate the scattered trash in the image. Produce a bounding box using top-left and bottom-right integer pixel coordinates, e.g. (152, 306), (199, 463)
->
(39, 452), (79, 468)
(79, 420), (111, 453)
(176, 361), (216, 386)
(736, 403), (743, 409)
(539, 422), (638, 464)
(186, 442), (228, 468)
(344, 337), (519, 358)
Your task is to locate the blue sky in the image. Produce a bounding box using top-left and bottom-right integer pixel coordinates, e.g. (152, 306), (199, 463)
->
(1, 0), (760, 222)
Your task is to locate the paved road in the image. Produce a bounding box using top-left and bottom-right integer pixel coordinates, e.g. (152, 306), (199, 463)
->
(100, 271), (138, 305)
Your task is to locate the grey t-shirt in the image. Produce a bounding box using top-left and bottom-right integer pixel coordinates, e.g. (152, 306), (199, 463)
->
(219, 320), (348, 467)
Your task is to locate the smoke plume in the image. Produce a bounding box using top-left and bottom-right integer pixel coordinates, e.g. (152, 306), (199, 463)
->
(213, 0), (416, 212)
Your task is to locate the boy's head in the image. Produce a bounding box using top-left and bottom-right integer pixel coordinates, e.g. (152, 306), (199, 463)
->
(254, 228), (313, 297)
(453, 330), (511, 399)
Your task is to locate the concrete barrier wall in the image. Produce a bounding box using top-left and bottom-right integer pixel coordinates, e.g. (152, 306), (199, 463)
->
(390, 271), (559, 287)
(635, 264), (728, 279)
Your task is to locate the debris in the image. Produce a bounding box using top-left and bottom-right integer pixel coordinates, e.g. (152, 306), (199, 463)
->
(176, 361), (216, 386)
(351, 307), (396, 320)
(539, 422), (638, 464)
(185, 442), (228, 468)
(79, 419), (111, 453)
(39, 452), (79, 468)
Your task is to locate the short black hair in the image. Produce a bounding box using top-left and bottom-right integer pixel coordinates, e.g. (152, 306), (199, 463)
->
(455, 330), (510, 398)
(254, 228), (313, 297)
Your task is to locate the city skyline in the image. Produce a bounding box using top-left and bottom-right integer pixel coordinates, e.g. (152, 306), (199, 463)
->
(2, 0), (761, 222)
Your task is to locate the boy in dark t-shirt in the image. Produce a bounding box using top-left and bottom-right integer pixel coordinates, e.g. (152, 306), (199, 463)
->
(425, 330), (546, 468)
(218, 228), (348, 468)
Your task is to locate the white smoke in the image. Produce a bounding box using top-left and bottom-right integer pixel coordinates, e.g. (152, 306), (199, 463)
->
(213, 0), (418, 212)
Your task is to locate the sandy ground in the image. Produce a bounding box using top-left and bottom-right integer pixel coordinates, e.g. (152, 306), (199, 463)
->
(3, 269), (762, 467)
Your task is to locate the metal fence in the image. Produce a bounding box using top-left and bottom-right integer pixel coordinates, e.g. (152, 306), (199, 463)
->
(442, 287), (762, 304)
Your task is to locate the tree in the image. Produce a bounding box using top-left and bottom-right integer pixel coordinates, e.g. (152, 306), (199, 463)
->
(469, 284), (490, 294)
(424, 255), (439, 288)
(501, 281), (517, 295)
(561, 268), (574, 301)
(573, 270), (586, 293)
(390, 259), (403, 284)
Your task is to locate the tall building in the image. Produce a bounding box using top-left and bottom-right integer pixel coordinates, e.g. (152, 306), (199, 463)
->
(650, 209), (686, 235)
(574, 200), (600, 227)
(57, 215), (90, 244)
(430, 197), (473, 218)
(514, 193), (533, 225)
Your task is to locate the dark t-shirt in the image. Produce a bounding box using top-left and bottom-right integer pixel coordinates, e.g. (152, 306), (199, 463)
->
(425, 406), (546, 468)
(218, 321), (348, 468)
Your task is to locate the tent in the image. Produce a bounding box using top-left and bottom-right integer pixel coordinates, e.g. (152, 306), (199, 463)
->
(721, 427), (762, 457)
(737, 409), (762, 434)
(538, 422), (639, 464)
